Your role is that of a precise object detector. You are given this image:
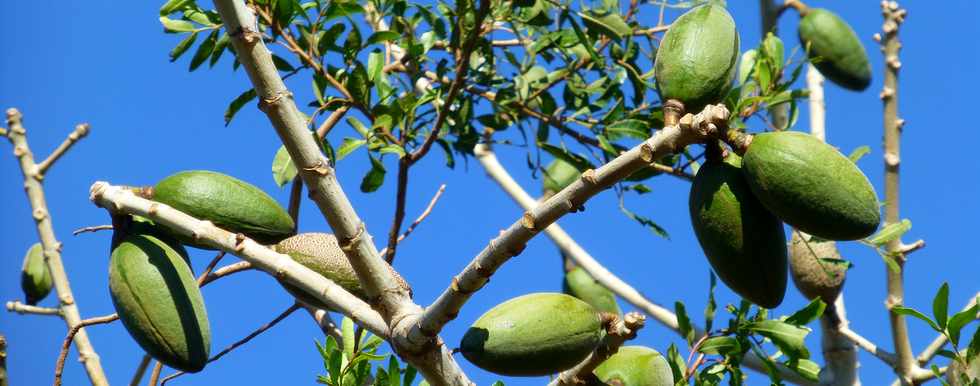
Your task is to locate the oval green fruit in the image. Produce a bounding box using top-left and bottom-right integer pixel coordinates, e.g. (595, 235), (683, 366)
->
(689, 154), (787, 308)
(789, 232), (847, 305)
(543, 159), (581, 197)
(798, 8), (871, 91)
(594, 346), (673, 386)
(109, 228), (211, 373)
(21, 243), (53, 305)
(563, 266), (621, 315)
(149, 170), (294, 246)
(460, 292), (602, 376)
(655, 4), (739, 112)
(741, 131), (880, 240)
(274, 233), (409, 308)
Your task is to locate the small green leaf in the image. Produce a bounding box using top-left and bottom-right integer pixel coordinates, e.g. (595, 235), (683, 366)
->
(169, 31), (199, 62)
(666, 344), (686, 382)
(159, 17), (197, 33)
(324, 2), (364, 21)
(189, 30), (218, 71)
(785, 358), (820, 382)
(866, 219), (912, 246)
(934, 282), (950, 330)
(739, 49), (757, 85)
(967, 314), (980, 359)
(762, 32), (784, 75)
(748, 320), (811, 359)
(605, 119), (649, 140)
(343, 24), (362, 63)
(435, 139), (455, 169)
(342, 317), (356, 360)
(785, 298), (827, 326)
(366, 31), (400, 45)
(272, 54), (297, 72)
(403, 366), (417, 386)
(705, 272), (717, 332)
(367, 50), (384, 82)
(160, 0), (193, 15)
(947, 301), (979, 346)
(848, 145), (871, 163)
(347, 62), (370, 107)
(274, 0), (299, 27)
(272, 145), (298, 187)
(209, 33), (230, 67)
(224, 89), (257, 126)
(338, 138), (367, 160)
(579, 11), (630, 41)
(892, 305), (942, 332)
(388, 356), (401, 386)
(675, 301), (694, 346)
(698, 336), (739, 355)
(360, 154), (386, 192)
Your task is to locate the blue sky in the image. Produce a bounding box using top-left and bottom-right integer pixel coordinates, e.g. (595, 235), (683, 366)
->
(1, 1), (978, 385)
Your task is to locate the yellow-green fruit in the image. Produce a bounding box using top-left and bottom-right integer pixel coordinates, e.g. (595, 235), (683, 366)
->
(947, 356), (980, 386)
(689, 154), (788, 308)
(789, 232), (847, 305)
(20, 243), (53, 305)
(274, 233), (409, 308)
(741, 131), (880, 240)
(543, 159), (581, 196)
(460, 292), (603, 376)
(109, 228), (211, 373)
(148, 170), (294, 246)
(594, 346), (673, 386)
(563, 267), (621, 315)
(798, 8), (871, 91)
(655, 4), (739, 112)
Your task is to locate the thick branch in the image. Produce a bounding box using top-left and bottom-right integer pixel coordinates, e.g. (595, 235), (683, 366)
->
(2, 108), (108, 386)
(549, 312), (646, 386)
(88, 182), (389, 337)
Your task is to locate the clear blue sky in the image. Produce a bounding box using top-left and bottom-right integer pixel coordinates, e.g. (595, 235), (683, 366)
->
(1, 1), (978, 385)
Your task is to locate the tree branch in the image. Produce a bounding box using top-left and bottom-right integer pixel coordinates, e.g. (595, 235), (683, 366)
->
(380, 184), (447, 258)
(5, 301), (62, 316)
(54, 314), (119, 386)
(2, 108), (108, 386)
(36, 123), (89, 176)
(130, 355), (152, 386)
(472, 142), (816, 385)
(549, 312), (646, 386)
(148, 361), (163, 386)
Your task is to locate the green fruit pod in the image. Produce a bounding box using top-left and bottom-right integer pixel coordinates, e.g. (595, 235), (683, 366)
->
(655, 4), (739, 112)
(798, 8), (871, 91)
(741, 131), (880, 240)
(563, 266), (621, 315)
(789, 232), (847, 305)
(947, 356), (980, 386)
(543, 159), (581, 197)
(594, 346), (673, 386)
(20, 243), (53, 305)
(460, 292), (603, 376)
(147, 170), (294, 246)
(109, 227), (211, 373)
(689, 154), (788, 308)
(274, 233), (409, 308)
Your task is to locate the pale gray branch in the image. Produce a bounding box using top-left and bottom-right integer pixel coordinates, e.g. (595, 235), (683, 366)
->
(36, 123), (89, 175)
(5, 301), (62, 316)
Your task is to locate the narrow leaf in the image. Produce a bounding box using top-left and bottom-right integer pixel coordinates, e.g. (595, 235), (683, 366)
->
(169, 31), (199, 62)
(848, 145), (871, 163)
(934, 282), (950, 330)
(785, 298), (827, 326)
(749, 320), (811, 359)
(866, 219), (912, 246)
(675, 301), (694, 346)
(271, 145), (298, 187)
(947, 302), (979, 347)
(892, 305), (942, 332)
(698, 336), (739, 355)
(224, 89), (257, 126)
(189, 30), (218, 71)
(360, 154), (386, 192)
(366, 31), (400, 45)
(160, 17), (197, 33)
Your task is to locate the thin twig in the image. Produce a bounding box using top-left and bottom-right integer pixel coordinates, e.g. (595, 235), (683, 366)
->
(196, 251), (226, 286)
(6, 301), (62, 316)
(147, 361), (163, 386)
(36, 123), (90, 175)
(381, 183), (447, 261)
(287, 177), (303, 230)
(837, 325), (897, 367)
(4, 108), (108, 386)
(160, 304), (300, 385)
(315, 105), (351, 138)
(54, 314), (119, 386)
(384, 159), (411, 264)
(129, 355), (152, 386)
(72, 225), (114, 236)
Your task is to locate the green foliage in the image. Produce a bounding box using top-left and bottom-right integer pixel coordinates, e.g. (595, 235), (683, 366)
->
(315, 317), (420, 386)
(891, 283), (980, 366)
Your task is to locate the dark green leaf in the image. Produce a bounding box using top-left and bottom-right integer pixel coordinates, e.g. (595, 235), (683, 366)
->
(160, 17), (196, 33)
(666, 344), (686, 382)
(579, 11), (630, 41)
(224, 89), (257, 126)
(209, 33), (230, 67)
(967, 315), (980, 360)
(784, 358), (820, 382)
(347, 62), (371, 107)
(271, 145), (298, 187)
(698, 336), (739, 355)
(705, 272), (717, 332)
(189, 30), (217, 71)
(849, 145), (871, 163)
(563, 11), (601, 63)
(338, 137), (367, 160)
(866, 219), (912, 246)
(605, 119), (649, 140)
(947, 302), (979, 346)
(892, 305), (942, 332)
(325, 2), (364, 21)
(403, 366), (417, 386)
(619, 202), (670, 239)
(343, 23), (362, 63)
(360, 154), (386, 192)
(272, 54), (297, 72)
(538, 143), (594, 171)
(435, 139), (455, 169)
(275, 0), (299, 27)
(675, 301), (694, 346)
(785, 298), (827, 326)
(366, 31), (401, 45)
(748, 320), (810, 359)
(935, 282), (951, 330)
(169, 31), (199, 62)
(388, 356), (401, 386)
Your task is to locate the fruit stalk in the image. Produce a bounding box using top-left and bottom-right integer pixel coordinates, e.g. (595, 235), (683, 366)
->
(2, 109), (108, 386)
(548, 312), (647, 386)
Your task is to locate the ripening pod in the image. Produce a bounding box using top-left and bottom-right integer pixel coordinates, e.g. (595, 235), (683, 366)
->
(459, 293), (603, 376)
(563, 266), (621, 315)
(143, 170), (294, 246)
(274, 233), (410, 308)
(947, 356), (980, 386)
(21, 243), (53, 305)
(593, 346), (674, 386)
(655, 4), (739, 112)
(689, 153), (788, 309)
(741, 131), (880, 240)
(543, 159), (581, 197)
(109, 226), (211, 373)
(789, 232), (848, 305)
(798, 8), (872, 91)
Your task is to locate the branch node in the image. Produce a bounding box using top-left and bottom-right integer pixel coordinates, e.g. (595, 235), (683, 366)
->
(521, 212), (536, 231)
(581, 169), (598, 185)
(302, 159), (332, 176)
(258, 90), (294, 112)
(32, 208), (48, 222)
(338, 223), (366, 253)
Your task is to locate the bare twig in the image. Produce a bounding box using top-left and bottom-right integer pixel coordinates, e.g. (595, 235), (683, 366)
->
(200, 261), (254, 287)
(287, 177), (303, 229)
(160, 304), (300, 385)
(196, 251), (226, 286)
(838, 324), (897, 367)
(36, 123), (89, 175)
(148, 361), (163, 386)
(384, 159), (411, 264)
(54, 314), (119, 386)
(549, 312), (646, 386)
(380, 184), (447, 258)
(6, 301), (61, 316)
(473, 142), (816, 385)
(3, 108), (108, 386)
(315, 106), (350, 138)
(0, 334), (7, 386)
(130, 355), (152, 386)
(72, 225), (114, 236)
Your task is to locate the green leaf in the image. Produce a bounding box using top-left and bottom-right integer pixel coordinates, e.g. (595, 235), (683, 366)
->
(275, 0), (299, 27)
(160, 0), (193, 15)
(342, 317), (356, 360)
(947, 301), (979, 347)
(738, 49), (757, 85)
(435, 139), (456, 169)
(347, 62), (370, 107)
(272, 145), (298, 187)
(579, 11), (631, 41)
(675, 301), (694, 346)
(538, 143), (594, 172)
(367, 50), (384, 82)
(618, 202), (670, 239)
(762, 32), (784, 75)
(324, 2), (364, 21)
(403, 366), (417, 386)
(848, 145), (871, 163)
(892, 305), (942, 332)
(189, 30), (218, 71)
(934, 282), (951, 330)
(785, 298), (827, 326)
(388, 356), (401, 386)
(605, 119), (649, 140)
(169, 31), (199, 62)
(866, 219), (912, 246)
(224, 89), (257, 126)
(338, 137), (367, 160)
(698, 336), (739, 355)
(209, 33), (230, 67)
(666, 344), (686, 382)
(343, 23), (362, 63)
(366, 31), (400, 45)
(784, 358), (820, 382)
(160, 17), (197, 33)
(563, 11), (601, 63)
(272, 54), (297, 72)
(967, 315), (980, 360)
(705, 272), (717, 332)
(748, 320), (811, 359)
(360, 154), (386, 192)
